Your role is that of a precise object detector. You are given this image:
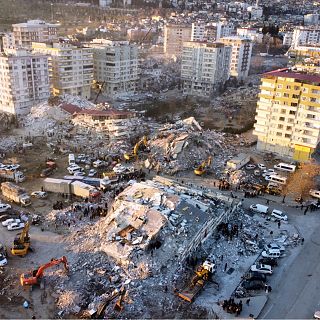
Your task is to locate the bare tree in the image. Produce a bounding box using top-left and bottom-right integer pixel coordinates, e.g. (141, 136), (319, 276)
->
(282, 161), (320, 201)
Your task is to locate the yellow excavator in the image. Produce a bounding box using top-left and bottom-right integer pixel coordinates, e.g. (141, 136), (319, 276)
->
(11, 221), (30, 256)
(124, 136), (148, 161)
(194, 156), (212, 176)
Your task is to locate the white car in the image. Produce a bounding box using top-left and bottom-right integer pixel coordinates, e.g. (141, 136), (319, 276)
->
(2, 218), (21, 227)
(264, 242), (285, 252)
(250, 264), (273, 275)
(271, 209), (288, 221)
(245, 164), (256, 170)
(31, 191), (48, 199)
(254, 169), (261, 176)
(7, 222), (25, 231)
(0, 253), (7, 267)
(262, 169), (276, 177)
(88, 169), (97, 177)
(93, 160), (105, 168)
(74, 171), (86, 176)
(113, 164), (127, 174)
(0, 203), (11, 213)
(258, 164), (267, 170)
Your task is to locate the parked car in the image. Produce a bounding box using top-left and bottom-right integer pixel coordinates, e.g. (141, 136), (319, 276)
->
(242, 279), (265, 290)
(258, 257), (278, 267)
(93, 160), (106, 168)
(245, 164), (256, 170)
(40, 167), (54, 177)
(250, 264), (273, 274)
(74, 171), (86, 176)
(246, 272), (267, 282)
(250, 204), (269, 214)
(113, 164), (127, 174)
(2, 218), (21, 227)
(0, 253), (7, 266)
(264, 242), (285, 252)
(88, 169), (97, 177)
(0, 215), (10, 222)
(271, 209), (288, 221)
(262, 249), (282, 259)
(258, 164), (266, 170)
(31, 191), (48, 199)
(7, 222), (25, 231)
(0, 203), (11, 213)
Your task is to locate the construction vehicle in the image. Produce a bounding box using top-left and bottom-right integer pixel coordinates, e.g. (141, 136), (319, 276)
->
(20, 256), (69, 286)
(1, 182), (31, 206)
(11, 221), (30, 256)
(194, 156), (212, 176)
(124, 136), (148, 161)
(0, 169), (25, 183)
(177, 259), (216, 303)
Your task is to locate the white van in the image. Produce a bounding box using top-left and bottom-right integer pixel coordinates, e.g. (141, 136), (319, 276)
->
(68, 154), (75, 166)
(310, 189), (320, 199)
(262, 249), (281, 259)
(268, 175), (287, 185)
(274, 162), (296, 173)
(250, 204), (269, 214)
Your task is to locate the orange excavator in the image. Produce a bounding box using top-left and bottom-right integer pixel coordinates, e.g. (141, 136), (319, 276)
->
(20, 256), (69, 286)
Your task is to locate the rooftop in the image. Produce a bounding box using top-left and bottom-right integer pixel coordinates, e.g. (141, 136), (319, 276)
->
(264, 68), (320, 84)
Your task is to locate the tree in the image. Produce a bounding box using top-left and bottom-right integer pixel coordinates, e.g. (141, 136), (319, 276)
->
(282, 161), (320, 200)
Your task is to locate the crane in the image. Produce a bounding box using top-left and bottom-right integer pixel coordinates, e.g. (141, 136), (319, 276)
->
(124, 136), (148, 161)
(20, 256), (69, 286)
(11, 221), (30, 256)
(194, 156), (212, 176)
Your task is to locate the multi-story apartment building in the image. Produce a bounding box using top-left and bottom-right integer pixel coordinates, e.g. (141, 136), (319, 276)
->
(164, 24), (192, 56)
(181, 41), (231, 97)
(13, 20), (59, 49)
(287, 45), (320, 65)
(205, 21), (234, 42)
(191, 22), (206, 42)
(291, 27), (320, 49)
(0, 49), (50, 115)
(304, 14), (319, 26)
(254, 69), (320, 161)
(88, 39), (139, 97)
(220, 36), (253, 80)
(32, 42), (93, 98)
(0, 32), (15, 51)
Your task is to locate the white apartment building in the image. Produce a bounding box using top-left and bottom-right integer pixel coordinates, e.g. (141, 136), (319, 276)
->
(283, 31), (293, 47)
(304, 14), (319, 26)
(254, 69), (320, 161)
(89, 39), (139, 98)
(237, 28), (263, 43)
(291, 27), (320, 49)
(191, 22), (206, 42)
(13, 20), (59, 49)
(0, 32), (15, 51)
(32, 42), (93, 98)
(204, 21), (234, 42)
(0, 49), (50, 116)
(181, 41), (231, 97)
(220, 36), (253, 80)
(164, 24), (192, 56)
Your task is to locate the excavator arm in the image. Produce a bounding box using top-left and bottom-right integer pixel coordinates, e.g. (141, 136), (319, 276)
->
(20, 256), (69, 286)
(124, 136), (148, 160)
(194, 156), (212, 176)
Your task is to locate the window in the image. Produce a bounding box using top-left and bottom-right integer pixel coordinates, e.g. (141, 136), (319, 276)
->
(285, 134), (291, 138)
(289, 110), (296, 115)
(279, 117), (285, 121)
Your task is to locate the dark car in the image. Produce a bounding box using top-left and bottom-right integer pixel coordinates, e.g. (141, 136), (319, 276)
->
(246, 272), (267, 282)
(40, 167), (54, 177)
(259, 257), (278, 267)
(242, 280), (265, 290)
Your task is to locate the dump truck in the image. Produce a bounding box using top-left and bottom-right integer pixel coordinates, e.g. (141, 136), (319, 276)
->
(1, 182), (31, 207)
(177, 259), (216, 303)
(0, 169), (25, 183)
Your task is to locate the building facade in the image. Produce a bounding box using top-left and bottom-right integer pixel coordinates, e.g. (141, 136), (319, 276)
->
(253, 69), (320, 161)
(32, 42), (93, 98)
(291, 27), (320, 49)
(220, 36), (253, 80)
(205, 21), (234, 42)
(181, 42), (231, 97)
(89, 39), (139, 97)
(13, 20), (59, 49)
(191, 22), (206, 42)
(0, 49), (50, 115)
(164, 24), (192, 56)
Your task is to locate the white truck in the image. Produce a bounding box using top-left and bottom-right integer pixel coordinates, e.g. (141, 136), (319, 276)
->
(1, 182), (31, 207)
(43, 178), (100, 199)
(0, 169), (25, 183)
(226, 153), (251, 171)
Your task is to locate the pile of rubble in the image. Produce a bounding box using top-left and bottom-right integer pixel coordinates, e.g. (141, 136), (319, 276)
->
(146, 117), (231, 174)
